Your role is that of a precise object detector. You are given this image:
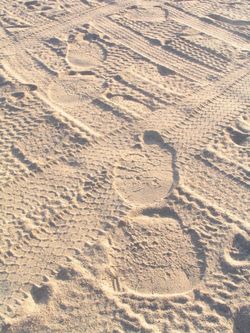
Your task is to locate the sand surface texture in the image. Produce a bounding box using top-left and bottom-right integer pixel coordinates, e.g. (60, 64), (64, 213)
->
(0, 0), (250, 332)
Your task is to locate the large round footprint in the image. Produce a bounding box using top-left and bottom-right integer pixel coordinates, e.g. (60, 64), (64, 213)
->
(48, 76), (106, 106)
(109, 215), (205, 295)
(66, 39), (106, 70)
(114, 133), (175, 206)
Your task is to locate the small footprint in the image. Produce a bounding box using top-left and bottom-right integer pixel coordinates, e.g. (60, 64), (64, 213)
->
(30, 284), (53, 304)
(234, 305), (250, 333)
(224, 231), (250, 268)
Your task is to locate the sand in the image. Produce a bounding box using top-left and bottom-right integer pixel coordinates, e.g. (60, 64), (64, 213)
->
(0, 0), (249, 332)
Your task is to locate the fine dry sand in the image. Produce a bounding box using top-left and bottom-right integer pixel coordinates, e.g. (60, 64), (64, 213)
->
(0, 0), (250, 332)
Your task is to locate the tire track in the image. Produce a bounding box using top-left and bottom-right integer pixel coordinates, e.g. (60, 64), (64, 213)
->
(166, 3), (250, 51)
(94, 17), (217, 83)
(162, 65), (250, 152)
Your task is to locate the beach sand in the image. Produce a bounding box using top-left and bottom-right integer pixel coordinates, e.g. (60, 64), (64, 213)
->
(0, 1), (249, 332)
